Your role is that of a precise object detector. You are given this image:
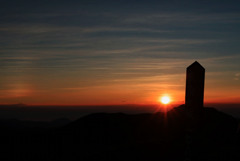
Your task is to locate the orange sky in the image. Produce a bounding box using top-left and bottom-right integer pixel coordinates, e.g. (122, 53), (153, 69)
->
(1, 59), (240, 105)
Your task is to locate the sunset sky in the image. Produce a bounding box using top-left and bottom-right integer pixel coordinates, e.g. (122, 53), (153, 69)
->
(1, 0), (240, 105)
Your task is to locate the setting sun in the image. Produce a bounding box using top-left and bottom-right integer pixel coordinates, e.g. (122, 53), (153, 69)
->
(160, 96), (171, 104)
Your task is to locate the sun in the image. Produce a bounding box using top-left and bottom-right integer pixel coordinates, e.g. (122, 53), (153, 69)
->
(160, 96), (171, 104)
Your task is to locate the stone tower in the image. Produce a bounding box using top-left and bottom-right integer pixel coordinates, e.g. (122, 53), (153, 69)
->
(185, 61), (205, 110)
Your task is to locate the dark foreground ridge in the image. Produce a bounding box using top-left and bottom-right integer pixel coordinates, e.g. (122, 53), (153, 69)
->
(0, 106), (240, 161)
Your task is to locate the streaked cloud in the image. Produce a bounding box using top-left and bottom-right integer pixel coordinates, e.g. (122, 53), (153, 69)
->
(0, 0), (240, 104)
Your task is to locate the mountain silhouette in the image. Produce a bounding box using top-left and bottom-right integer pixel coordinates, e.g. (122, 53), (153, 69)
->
(0, 105), (239, 161)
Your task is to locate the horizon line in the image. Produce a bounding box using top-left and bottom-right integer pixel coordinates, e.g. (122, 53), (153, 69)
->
(1, 102), (240, 107)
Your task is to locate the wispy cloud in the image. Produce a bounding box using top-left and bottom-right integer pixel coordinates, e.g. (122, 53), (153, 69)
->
(1, 0), (240, 104)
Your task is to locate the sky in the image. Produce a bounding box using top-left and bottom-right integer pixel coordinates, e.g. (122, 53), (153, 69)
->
(1, 0), (240, 105)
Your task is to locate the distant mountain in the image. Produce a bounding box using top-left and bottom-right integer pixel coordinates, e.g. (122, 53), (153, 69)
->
(0, 105), (239, 161)
(0, 118), (71, 129)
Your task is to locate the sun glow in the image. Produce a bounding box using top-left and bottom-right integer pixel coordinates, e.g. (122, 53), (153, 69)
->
(160, 96), (171, 104)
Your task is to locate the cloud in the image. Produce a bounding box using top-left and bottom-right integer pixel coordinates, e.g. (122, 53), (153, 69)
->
(0, 0), (240, 104)
(235, 73), (240, 81)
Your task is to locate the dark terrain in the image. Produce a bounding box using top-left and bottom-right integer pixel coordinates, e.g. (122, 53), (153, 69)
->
(0, 105), (239, 161)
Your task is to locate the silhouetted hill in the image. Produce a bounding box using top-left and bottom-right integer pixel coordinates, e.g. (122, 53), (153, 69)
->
(0, 106), (239, 161)
(0, 118), (71, 129)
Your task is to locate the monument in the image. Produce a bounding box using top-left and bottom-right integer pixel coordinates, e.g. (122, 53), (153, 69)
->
(185, 61), (205, 112)
(184, 61), (205, 161)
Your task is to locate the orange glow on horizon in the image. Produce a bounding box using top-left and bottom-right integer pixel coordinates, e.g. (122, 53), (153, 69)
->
(1, 78), (240, 105)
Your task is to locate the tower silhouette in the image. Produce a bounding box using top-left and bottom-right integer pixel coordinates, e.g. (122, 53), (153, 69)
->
(185, 61), (205, 111)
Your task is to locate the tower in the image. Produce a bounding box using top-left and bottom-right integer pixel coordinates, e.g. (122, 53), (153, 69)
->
(185, 61), (205, 110)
